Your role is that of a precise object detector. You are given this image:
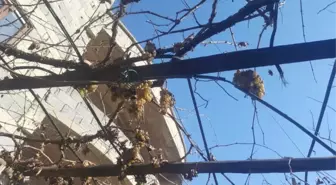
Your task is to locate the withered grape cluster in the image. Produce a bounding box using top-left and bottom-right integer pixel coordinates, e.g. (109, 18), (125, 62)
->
(159, 89), (175, 114)
(110, 80), (176, 121)
(135, 128), (150, 146)
(136, 81), (153, 103)
(233, 69), (265, 99)
(130, 81), (153, 119)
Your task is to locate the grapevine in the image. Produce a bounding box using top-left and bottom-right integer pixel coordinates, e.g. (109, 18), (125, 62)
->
(78, 84), (98, 97)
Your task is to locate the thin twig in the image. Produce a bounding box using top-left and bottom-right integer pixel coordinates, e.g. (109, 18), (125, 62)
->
(105, 101), (124, 127)
(307, 96), (336, 113)
(249, 101), (257, 160)
(299, 0), (318, 83)
(269, 1), (287, 85)
(188, 78), (219, 185)
(193, 79), (209, 108)
(317, 1), (336, 14)
(214, 81), (238, 101)
(22, 145), (53, 164)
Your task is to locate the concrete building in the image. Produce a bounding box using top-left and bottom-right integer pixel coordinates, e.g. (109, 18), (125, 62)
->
(0, 0), (186, 184)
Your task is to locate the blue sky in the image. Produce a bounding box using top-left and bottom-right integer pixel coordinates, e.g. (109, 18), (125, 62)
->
(0, 10), (22, 42)
(119, 0), (336, 184)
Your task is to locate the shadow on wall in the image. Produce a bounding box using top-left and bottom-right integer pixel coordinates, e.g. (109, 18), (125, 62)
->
(21, 115), (128, 185)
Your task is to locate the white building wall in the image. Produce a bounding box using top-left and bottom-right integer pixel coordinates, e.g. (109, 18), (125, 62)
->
(1, 0), (130, 156)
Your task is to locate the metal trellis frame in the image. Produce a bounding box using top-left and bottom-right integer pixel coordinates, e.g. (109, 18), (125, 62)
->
(304, 61), (336, 182)
(187, 78), (219, 185)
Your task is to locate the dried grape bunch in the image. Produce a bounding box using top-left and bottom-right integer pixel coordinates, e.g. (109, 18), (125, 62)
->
(233, 69), (265, 99)
(126, 81), (153, 120)
(159, 89), (175, 114)
(135, 128), (150, 144)
(128, 98), (145, 120)
(136, 81), (153, 103)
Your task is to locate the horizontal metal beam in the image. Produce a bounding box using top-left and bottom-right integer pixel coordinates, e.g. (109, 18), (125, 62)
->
(26, 38), (336, 80)
(0, 39), (334, 91)
(132, 38), (336, 80)
(22, 156), (336, 177)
